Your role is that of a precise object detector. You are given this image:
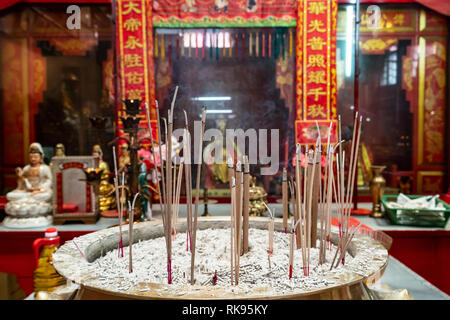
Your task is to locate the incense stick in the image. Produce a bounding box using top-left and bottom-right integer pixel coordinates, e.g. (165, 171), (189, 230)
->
(227, 157), (234, 190)
(183, 110), (193, 252)
(128, 193), (139, 273)
(311, 122), (321, 249)
(343, 112), (359, 241)
(166, 112), (173, 284)
(191, 107), (206, 285)
(230, 177), (235, 285)
(306, 148), (318, 276)
(144, 102), (164, 219)
(242, 156), (250, 254)
(173, 161), (184, 239)
(112, 146), (124, 257)
(236, 171), (243, 284)
(235, 162), (242, 257)
(72, 239), (88, 262)
(263, 202), (275, 256)
(282, 168), (288, 234)
(165, 86), (178, 284)
(294, 144), (302, 249)
(289, 218), (301, 279)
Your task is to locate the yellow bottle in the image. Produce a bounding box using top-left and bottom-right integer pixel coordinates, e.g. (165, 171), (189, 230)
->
(33, 228), (66, 294)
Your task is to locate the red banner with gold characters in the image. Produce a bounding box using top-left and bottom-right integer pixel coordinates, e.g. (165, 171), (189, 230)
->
(295, 0), (337, 145)
(116, 0), (157, 138)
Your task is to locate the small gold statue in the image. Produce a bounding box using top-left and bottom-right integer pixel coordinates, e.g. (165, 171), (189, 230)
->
(50, 143), (66, 169)
(248, 176), (268, 216)
(119, 143), (130, 170)
(55, 143), (65, 157)
(92, 145), (116, 212)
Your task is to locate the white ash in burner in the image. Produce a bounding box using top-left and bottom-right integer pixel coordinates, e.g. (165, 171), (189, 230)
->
(80, 227), (380, 296)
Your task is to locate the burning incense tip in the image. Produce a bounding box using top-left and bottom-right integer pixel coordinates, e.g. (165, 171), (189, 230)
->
(72, 240), (87, 262)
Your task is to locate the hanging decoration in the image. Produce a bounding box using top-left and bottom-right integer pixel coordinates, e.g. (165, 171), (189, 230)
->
(116, 0), (156, 137)
(295, 0), (338, 145)
(152, 0), (296, 28)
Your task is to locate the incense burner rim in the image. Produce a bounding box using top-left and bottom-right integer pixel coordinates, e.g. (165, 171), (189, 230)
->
(53, 216), (388, 300)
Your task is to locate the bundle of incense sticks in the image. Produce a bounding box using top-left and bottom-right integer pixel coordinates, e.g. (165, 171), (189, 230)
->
(318, 122), (335, 265)
(151, 91), (205, 285)
(228, 156), (251, 284)
(151, 86), (178, 284)
(330, 113), (363, 270)
(283, 113), (364, 277)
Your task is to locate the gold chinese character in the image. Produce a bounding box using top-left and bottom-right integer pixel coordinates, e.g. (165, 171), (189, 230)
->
(308, 20), (326, 33)
(307, 54), (326, 68)
(307, 37), (326, 50)
(125, 71), (144, 85)
(125, 36), (143, 49)
(307, 87), (327, 101)
(308, 2), (327, 15)
(307, 71), (326, 84)
(393, 13), (404, 26)
(123, 18), (142, 32)
(307, 104), (327, 118)
(127, 89), (144, 100)
(123, 2), (142, 15)
(124, 53), (144, 68)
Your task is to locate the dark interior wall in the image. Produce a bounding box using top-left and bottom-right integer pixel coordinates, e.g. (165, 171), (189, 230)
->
(337, 39), (413, 172)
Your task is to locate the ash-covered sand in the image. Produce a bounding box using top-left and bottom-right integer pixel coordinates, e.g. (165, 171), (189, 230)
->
(77, 227), (386, 297)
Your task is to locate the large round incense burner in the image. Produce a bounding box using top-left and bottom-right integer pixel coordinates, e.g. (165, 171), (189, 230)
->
(53, 217), (388, 300)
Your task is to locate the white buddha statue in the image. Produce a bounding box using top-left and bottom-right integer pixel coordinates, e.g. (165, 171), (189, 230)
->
(4, 142), (53, 228)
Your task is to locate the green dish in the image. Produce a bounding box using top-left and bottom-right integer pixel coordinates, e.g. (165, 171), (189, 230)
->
(381, 195), (450, 227)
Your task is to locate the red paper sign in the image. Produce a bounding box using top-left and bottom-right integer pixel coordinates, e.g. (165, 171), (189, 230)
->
(296, 0), (337, 144)
(116, 0), (157, 137)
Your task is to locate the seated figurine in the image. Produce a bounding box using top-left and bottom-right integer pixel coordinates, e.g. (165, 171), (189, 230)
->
(4, 142), (53, 227)
(92, 144), (116, 212)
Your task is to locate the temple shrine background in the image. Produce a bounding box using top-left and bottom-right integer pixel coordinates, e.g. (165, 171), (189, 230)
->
(0, 0), (449, 199)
